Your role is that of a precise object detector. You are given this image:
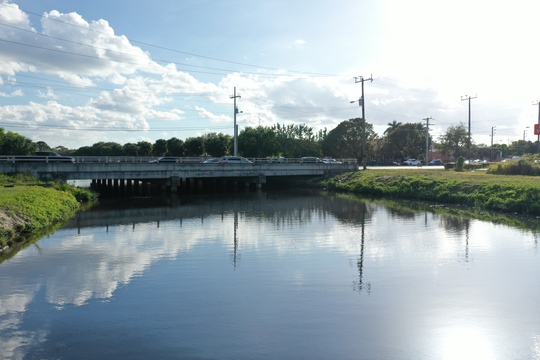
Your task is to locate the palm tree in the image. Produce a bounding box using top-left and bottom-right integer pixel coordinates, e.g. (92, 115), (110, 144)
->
(384, 120), (402, 135)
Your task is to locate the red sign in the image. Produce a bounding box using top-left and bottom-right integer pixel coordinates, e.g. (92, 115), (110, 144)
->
(535, 124), (540, 136)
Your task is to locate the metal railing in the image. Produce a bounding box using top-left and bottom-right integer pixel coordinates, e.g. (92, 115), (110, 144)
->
(0, 155), (358, 164)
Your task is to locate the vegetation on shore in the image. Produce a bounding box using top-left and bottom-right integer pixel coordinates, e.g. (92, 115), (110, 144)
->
(0, 174), (97, 250)
(321, 167), (540, 216)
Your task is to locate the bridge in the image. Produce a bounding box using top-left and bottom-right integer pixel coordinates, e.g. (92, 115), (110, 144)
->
(0, 156), (358, 194)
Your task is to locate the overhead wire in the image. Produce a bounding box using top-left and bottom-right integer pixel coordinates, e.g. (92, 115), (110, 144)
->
(0, 3), (527, 140)
(1, 4), (344, 78)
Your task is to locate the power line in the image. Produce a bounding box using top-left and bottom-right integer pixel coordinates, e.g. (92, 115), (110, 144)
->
(1, 4), (344, 78)
(0, 122), (231, 132)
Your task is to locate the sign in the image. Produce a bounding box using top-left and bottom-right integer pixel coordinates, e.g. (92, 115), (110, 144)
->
(535, 124), (540, 136)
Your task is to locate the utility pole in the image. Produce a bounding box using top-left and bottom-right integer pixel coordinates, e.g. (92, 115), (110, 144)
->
(352, 75), (373, 170)
(534, 101), (540, 153)
(423, 117), (433, 165)
(461, 94), (477, 159)
(490, 126), (496, 161)
(230, 87), (241, 156)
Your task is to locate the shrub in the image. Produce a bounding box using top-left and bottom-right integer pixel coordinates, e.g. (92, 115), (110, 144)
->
(455, 156), (465, 172)
(487, 160), (540, 176)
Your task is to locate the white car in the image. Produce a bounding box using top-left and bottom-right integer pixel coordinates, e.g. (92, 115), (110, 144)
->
(402, 159), (422, 166)
(322, 158), (342, 164)
(218, 156), (253, 164)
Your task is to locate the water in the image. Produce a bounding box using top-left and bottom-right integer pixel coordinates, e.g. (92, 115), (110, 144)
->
(1, 190), (540, 359)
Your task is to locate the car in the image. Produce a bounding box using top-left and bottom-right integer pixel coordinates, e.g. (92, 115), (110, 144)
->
(300, 157), (322, 163)
(34, 151), (62, 156)
(203, 158), (220, 164)
(322, 158), (342, 164)
(402, 159), (422, 166)
(428, 159), (443, 166)
(152, 157), (179, 163)
(218, 156), (253, 164)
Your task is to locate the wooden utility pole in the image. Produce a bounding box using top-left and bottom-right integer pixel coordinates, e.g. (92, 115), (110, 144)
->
(352, 75), (373, 170)
(423, 117), (433, 165)
(534, 101), (540, 153)
(461, 94), (477, 158)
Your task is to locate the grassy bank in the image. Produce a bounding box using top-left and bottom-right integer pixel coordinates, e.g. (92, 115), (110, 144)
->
(321, 169), (540, 215)
(0, 174), (97, 249)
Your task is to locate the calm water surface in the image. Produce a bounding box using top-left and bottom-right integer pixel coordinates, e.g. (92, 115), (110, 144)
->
(1, 190), (540, 359)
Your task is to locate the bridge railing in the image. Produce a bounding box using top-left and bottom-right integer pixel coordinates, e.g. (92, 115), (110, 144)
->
(0, 155), (358, 165)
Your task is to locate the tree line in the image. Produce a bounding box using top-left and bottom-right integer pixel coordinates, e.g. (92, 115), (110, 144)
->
(0, 120), (536, 162)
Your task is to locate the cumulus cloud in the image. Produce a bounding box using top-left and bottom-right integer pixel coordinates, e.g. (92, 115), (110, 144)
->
(196, 106), (230, 123)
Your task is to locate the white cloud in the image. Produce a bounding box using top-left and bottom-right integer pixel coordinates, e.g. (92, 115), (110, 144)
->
(196, 106), (230, 123)
(37, 87), (57, 99)
(0, 0), (538, 148)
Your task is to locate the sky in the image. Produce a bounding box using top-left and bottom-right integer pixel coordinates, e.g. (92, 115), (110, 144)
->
(1, 0), (540, 151)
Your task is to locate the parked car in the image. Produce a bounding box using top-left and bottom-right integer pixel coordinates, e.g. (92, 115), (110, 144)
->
(218, 156), (253, 164)
(428, 159), (443, 166)
(402, 159), (422, 166)
(300, 157), (322, 163)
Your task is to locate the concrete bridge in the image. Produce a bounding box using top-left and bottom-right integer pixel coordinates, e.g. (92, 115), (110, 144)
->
(0, 157), (358, 194)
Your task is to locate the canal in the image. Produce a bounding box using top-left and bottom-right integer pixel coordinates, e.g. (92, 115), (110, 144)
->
(1, 189), (539, 359)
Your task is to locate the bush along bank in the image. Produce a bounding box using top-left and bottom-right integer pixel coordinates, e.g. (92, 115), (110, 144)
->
(0, 174), (97, 253)
(321, 169), (540, 216)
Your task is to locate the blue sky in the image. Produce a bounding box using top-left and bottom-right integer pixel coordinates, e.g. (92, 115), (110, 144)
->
(0, 0), (539, 150)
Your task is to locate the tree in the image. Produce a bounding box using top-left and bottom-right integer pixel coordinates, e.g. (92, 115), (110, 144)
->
(35, 141), (51, 151)
(438, 122), (469, 159)
(98, 142), (123, 156)
(137, 141), (153, 156)
(153, 139), (168, 156)
(384, 120), (402, 135)
(167, 137), (185, 156)
(322, 118), (375, 160)
(381, 122), (427, 161)
(269, 123), (320, 157)
(0, 128), (37, 155)
(123, 143), (139, 156)
(204, 133), (231, 157)
(184, 137), (204, 156)
(509, 140), (536, 156)
(238, 127), (279, 157)
(52, 146), (71, 155)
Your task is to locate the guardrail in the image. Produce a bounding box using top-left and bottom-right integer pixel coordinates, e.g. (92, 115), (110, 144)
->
(0, 156), (358, 164)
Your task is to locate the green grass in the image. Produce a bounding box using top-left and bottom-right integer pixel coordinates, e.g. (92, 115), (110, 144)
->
(0, 174), (97, 248)
(321, 168), (540, 215)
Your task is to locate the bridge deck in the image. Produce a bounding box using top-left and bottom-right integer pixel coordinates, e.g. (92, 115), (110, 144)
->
(0, 157), (358, 181)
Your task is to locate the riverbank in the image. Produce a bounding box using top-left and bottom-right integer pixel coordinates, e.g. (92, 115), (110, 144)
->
(0, 174), (97, 252)
(321, 168), (540, 216)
